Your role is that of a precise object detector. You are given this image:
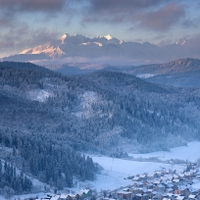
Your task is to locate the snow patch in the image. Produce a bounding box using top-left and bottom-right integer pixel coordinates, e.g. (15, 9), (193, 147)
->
(82, 91), (99, 108)
(136, 73), (155, 79)
(94, 42), (103, 47)
(81, 42), (91, 46)
(75, 91), (101, 118)
(28, 90), (53, 102)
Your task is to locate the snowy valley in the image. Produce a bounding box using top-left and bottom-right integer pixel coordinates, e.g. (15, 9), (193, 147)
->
(1, 60), (200, 199)
(2, 141), (200, 200)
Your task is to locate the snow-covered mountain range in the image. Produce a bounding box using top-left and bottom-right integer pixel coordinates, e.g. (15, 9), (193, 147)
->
(2, 33), (200, 65)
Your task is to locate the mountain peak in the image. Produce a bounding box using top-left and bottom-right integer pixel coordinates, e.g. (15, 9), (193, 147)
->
(96, 34), (113, 40)
(175, 38), (187, 45)
(3, 33), (200, 65)
(104, 34), (113, 40)
(60, 33), (70, 44)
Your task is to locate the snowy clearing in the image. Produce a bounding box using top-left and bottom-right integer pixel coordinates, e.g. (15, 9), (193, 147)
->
(83, 141), (200, 192)
(86, 156), (172, 192)
(129, 141), (200, 162)
(136, 73), (155, 79)
(28, 89), (53, 102)
(75, 91), (102, 118)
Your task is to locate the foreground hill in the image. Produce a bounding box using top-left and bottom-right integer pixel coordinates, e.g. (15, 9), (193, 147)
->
(0, 62), (98, 192)
(1, 61), (200, 191)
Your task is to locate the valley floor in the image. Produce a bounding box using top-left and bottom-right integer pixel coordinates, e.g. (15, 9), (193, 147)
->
(2, 141), (200, 200)
(84, 141), (200, 192)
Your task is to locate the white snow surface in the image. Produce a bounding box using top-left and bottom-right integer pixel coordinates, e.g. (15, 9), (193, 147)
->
(75, 91), (102, 118)
(28, 89), (53, 102)
(129, 141), (200, 162)
(87, 156), (171, 191)
(136, 73), (155, 79)
(83, 141), (200, 192)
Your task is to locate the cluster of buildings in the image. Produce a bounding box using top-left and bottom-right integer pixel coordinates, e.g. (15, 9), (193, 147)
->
(32, 189), (92, 200)
(110, 163), (200, 200)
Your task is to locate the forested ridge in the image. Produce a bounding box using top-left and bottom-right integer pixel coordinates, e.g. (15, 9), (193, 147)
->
(1, 61), (200, 194)
(116, 58), (200, 87)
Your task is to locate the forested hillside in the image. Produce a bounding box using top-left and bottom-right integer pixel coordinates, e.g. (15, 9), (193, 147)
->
(116, 58), (200, 87)
(0, 62), (98, 194)
(1, 61), (200, 194)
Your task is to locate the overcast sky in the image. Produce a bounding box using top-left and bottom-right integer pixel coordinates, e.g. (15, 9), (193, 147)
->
(0, 0), (200, 58)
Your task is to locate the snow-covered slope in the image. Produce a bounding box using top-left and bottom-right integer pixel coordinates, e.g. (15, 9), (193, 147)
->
(2, 33), (200, 65)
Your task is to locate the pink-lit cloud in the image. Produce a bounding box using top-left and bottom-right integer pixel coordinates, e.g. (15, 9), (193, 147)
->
(82, 0), (185, 32)
(138, 3), (185, 31)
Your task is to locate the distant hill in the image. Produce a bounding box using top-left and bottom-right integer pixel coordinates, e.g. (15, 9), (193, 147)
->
(103, 58), (200, 87)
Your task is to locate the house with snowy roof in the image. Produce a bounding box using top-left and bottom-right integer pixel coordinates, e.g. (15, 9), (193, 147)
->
(59, 194), (70, 200)
(135, 193), (149, 200)
(77, 188), (91, 197)
(188, 194), (198, 200)
(147, 172), (157, 180)
(49, 195), (60, 200)
(117, 190), (133, 199)
(132, 176), (141, 181)
(175, 195), (186, 200)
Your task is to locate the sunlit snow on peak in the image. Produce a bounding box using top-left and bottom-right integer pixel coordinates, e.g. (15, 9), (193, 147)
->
(81, 42), (91, 46)
(104, 34), (112, 40)
(176, 38), (187, 45)
(94, 42), (103, 47)
(97, 34), (113, 40)
(60, 33), (69, 44)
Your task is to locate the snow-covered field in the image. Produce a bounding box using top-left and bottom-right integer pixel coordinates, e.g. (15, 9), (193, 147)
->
(86, 156), (171, 191)
(84, 141), (200, 192)
(3, 141), (200, 200)
(129, 141), (200, 162)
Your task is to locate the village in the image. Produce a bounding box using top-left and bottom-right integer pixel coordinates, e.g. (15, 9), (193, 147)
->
(30, 161), (200, 200)
(113, 162), (200, 200)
